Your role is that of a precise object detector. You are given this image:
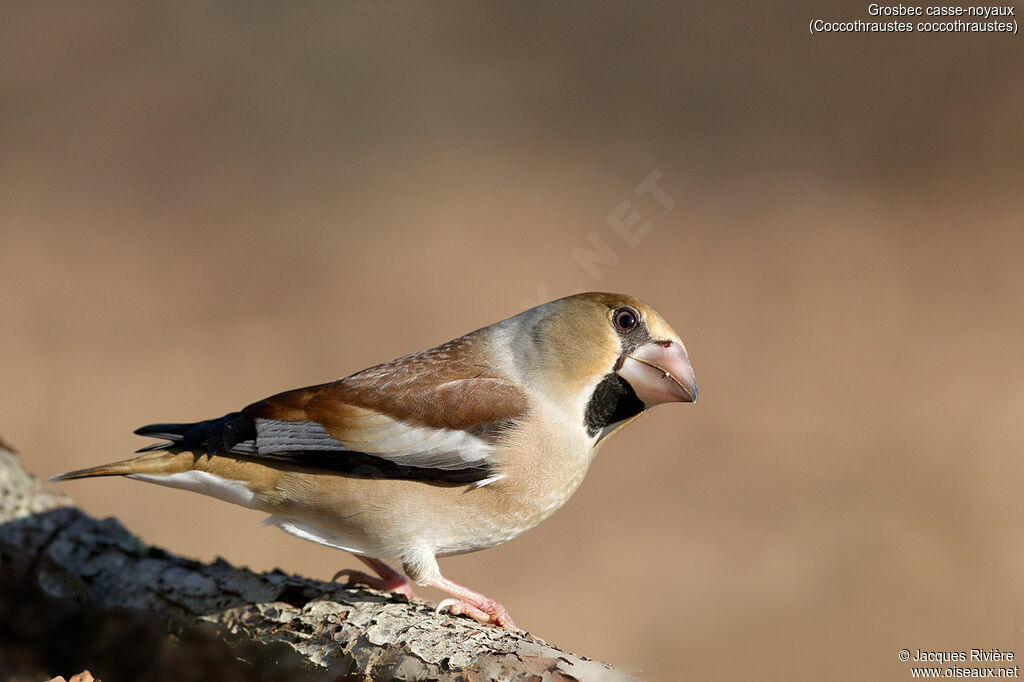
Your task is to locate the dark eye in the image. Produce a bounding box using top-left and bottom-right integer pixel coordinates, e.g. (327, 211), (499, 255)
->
(613, 307), (638, 332)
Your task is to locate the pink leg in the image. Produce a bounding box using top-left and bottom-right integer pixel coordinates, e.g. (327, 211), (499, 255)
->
(332, 556), (420, 599)
(431, 575), (517, 630)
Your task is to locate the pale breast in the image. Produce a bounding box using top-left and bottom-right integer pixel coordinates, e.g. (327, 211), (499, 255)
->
(429, 408), (598, 556)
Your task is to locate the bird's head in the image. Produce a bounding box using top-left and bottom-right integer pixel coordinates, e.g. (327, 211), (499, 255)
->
(507, 292), (697, 440)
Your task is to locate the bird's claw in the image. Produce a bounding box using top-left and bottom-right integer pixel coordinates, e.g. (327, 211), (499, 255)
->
(436, 597), (518, 630)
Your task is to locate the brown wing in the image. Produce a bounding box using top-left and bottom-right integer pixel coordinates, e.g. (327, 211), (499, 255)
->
(135, 334), (528, 482)
(181, 334), (526, 481)
(245, 334), (527, 433)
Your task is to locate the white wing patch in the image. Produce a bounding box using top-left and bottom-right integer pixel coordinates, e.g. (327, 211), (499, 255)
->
(471, 474), (506, 489)
(253, 417), (492, 470)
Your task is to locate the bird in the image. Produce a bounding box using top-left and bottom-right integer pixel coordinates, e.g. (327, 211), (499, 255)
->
(52, 292), (697, 629)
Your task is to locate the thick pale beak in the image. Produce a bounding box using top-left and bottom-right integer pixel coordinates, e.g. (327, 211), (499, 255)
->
(616, 341), (698, 406)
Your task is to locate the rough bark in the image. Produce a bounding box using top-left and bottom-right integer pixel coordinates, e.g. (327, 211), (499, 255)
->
(0, 437), (631, 682)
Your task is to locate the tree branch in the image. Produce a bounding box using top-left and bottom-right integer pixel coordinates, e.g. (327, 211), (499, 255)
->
(0, 437), (630, 681)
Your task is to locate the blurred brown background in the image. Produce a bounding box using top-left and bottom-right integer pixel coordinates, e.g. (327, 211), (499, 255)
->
(2, 2), (1023, 680)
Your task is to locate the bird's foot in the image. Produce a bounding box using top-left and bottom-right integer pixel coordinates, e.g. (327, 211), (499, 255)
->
(430, 575), (518, 630)
(332, 556), (420, 599)
(436, 597), (517, 630)
(331, 569), (419, 598)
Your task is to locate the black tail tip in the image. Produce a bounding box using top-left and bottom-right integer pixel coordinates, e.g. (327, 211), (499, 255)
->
(134, 423), (188, 438)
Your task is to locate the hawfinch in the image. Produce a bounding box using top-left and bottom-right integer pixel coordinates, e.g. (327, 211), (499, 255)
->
(53, 292), (697, 629)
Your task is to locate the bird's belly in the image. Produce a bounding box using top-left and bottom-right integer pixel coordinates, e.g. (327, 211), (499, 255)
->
(266, 455), (592, 560)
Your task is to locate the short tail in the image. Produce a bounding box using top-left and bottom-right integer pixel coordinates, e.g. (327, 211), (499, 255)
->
(51, 413), (256, 483)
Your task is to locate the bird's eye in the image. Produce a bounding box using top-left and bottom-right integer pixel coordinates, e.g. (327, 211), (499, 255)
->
(613, 307), (638, 332)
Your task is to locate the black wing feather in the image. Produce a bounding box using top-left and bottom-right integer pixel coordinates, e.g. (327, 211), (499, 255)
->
(134, 413), (492, 484)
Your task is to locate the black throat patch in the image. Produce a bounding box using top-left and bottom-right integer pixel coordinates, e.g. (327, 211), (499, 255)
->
(584, 373), (645, 437)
